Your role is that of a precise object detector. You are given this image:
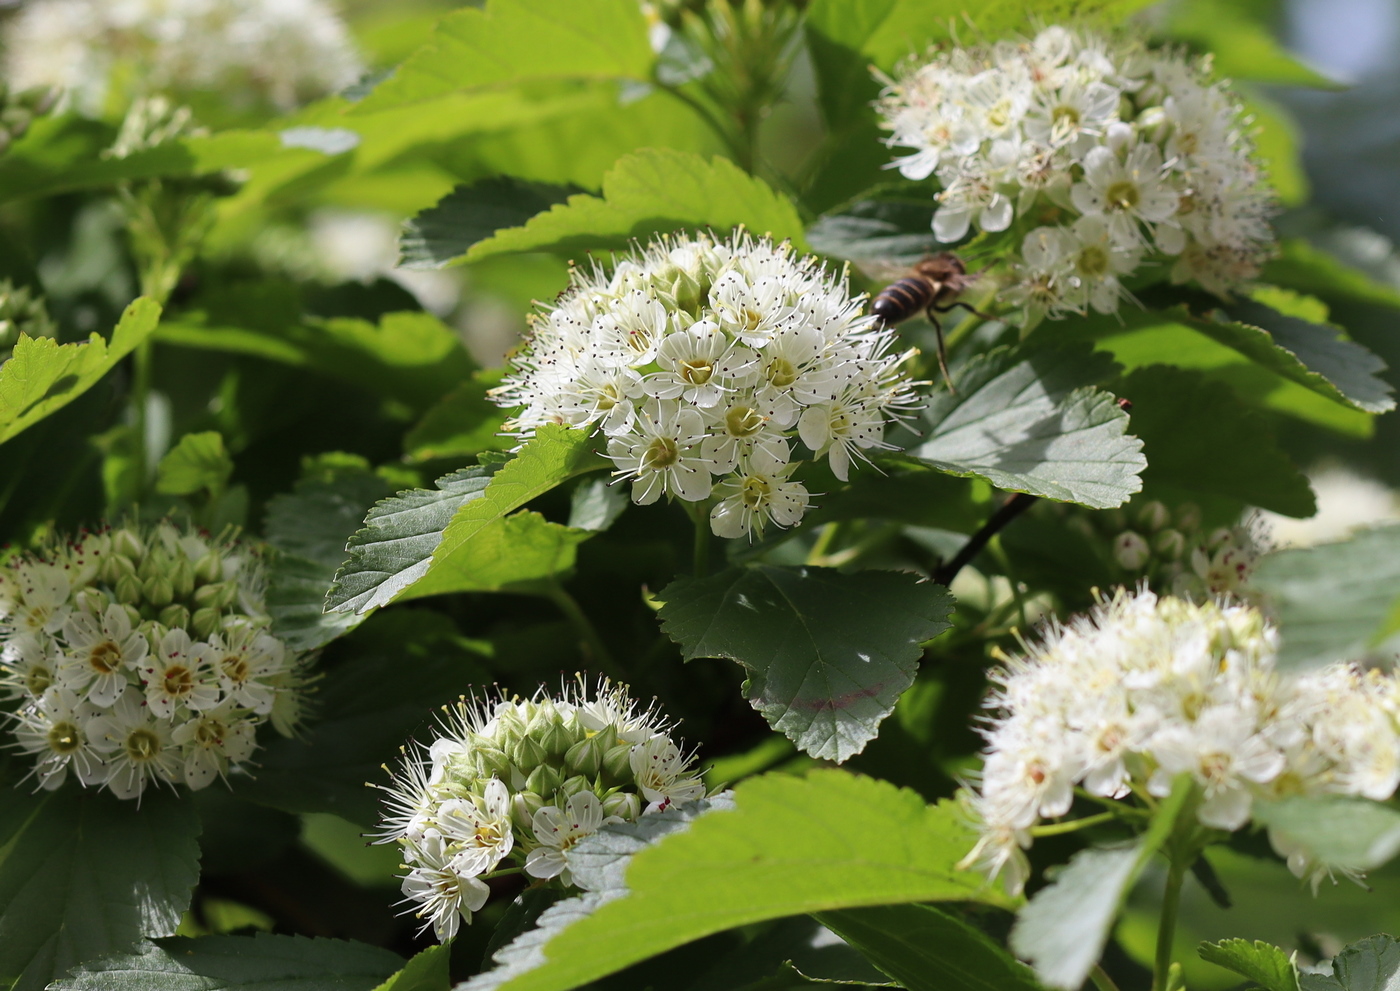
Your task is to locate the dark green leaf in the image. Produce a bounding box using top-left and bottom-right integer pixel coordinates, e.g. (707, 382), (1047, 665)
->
(805, 195), (940, 266)
(1252, 797), (1400, 873)
(906, 345), (1145, 509)
(1300, 935), (1400, 991)
(462, 773), (1004, 991)
(352, 0), (655, 114)
(1251, 524), (1400, 669)
(1264, 240), (1400, 312)
(49, 933), (402, 991)
(371, 945), (451, 991)
(817, 904), (1046, 991)
(1198, 938), (1302, 991)
(399, 178), (584, 270)
(1010, 775), (1195, 990)
(659, 566), (954, 761)
(0, 297), (160, 446)
(402, 377), (510, 464)
(155, 431), (233, 496)
(1117, 366), (1314, 517)
(464, 149), (807, 261)
(0, 789), (200, 991)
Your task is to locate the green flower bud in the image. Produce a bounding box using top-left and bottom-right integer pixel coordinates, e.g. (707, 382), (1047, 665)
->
(602, 791), (641, 821)
(1137, 500), (1170, 532)
(1176, 503), (1202, 532)
(192, 606), (222, 638)
(1113, 531), (1150, 571)
(525, 763), (562, 798)
(194, 551), (222, 585)
(558, 774), (592, 800)
(511, 791), (545, 832)
(603, 742), (634, 782)
(508, 733), (549, 774)
(115, 573), (143, 605)
(170, 558), (195, 598)
(215, 580), (239, 609)
(114, 527), (145, 560)
(122, 604), (143, 628)
(474, 744), (512, 779)
(193, 582), (222, 606)
(159, 603), (191, 629)
(74, 588), (107, 614)
(144, 575), (174, 607)
(137, 548), (167, 582)
(1154, 529), (1186, 560)
(565, 735), (604, 777)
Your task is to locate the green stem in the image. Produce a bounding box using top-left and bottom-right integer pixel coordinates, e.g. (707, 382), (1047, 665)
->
(659, 85), (747, 168)
(689, 501), (712, 577)
(130, 336), (155, 505)
(546, 583), (624, 681)
(1090, 964), (1124, 991)
(1153, 853), (1188, 991)
(1029, 811), (1118, 837)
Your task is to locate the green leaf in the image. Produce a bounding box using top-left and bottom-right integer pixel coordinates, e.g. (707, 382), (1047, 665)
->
(463, 772), (1005, 991)
(1301, 935), (1400, 991)
(816, 904), (1047, 991)
(805, 194), (939, 266)
(658, 566), (954, 762)
(0, 789), (200, 991)
(372, 945), (451, 991)
(464, 149), (808, 262)
(1116, 366), (1314, 517)
(1010, 774), (1195, 990)
(567, 478), (628, 532)
(402, 376), (510, 464)
(263, 462), (396, 651)
(1251, 524), (1400, 669)
(1165, 1), (1341, 89)
(1242, 90), (1309, 208)
(48, 933), (403, 991)
(1197, 938), (1301, 991)
(1251, 797), (1400, 873)
(352, 0), (655, 114)
(905, 345), (1145, 509)
(0, 297), (160, 446)
(1265, 239), (1400, 312)
(324, 464), (501, 615)
(399, 178), (583, 270)
(155, 431), (233, 496)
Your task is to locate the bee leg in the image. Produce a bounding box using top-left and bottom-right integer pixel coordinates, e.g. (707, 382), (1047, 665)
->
(926, 307), (956, 394)
(934, 300), (997, 323)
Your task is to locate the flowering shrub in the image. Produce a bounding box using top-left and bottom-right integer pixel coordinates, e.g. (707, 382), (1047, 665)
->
(0, 521), (309, 798)
(878, 26), (1275, 322)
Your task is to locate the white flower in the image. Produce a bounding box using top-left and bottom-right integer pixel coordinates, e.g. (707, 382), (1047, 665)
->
(1, 633), (63, 700)
(525, 791), (617, 885)
(708, 463), (810, 540)
(437, 777), (515, 876)
(60, 602), (148, 708)
(170, 701), (257, 790)
(0, 563), (71, 638)
(11, 688), (107, 790)
(138, 627), (219, 717)
(1147, 706), (1285, 830)
(205, 624), (284, 714)
(400, 830), (491, 941)
(629, 734), (705, 812)
(1070, 143), (1180, 250)
(607, 400), (714, 505)
(645, 319), (758, 408)
(85, 687), (181, 799)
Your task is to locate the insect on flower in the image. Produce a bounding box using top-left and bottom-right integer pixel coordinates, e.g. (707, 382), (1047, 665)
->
(870, 252), (991, 390)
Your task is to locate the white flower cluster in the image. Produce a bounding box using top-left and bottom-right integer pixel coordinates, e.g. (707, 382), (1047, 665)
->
(3, 0), (363, 117)
(0, 521), (309, 800)
(878, 26), (1275, 322)
(377, 679), (704, 940)
(962, 590), (1400, 895)
(493, 232), (922, 539)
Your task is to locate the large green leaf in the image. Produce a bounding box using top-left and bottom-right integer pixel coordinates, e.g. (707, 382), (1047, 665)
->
(463, 772), (1006, 991)
(805, 194), (939, 266)
(402, 376), (511, 463)
(0, 297), (160, 446)
(1009, 775), (1194, 990)
(658, 566), (954, 761)
(1264, 239), (1400, 312)
(1197, 939), (1302, 991)
(463, 149), (808, 262)
(49, 933), (403, 991)
(352, 0), (655, 114)
(155, 431), (233, 497)
(1164, 0), (1341, 89)
(1301, 935), (1400, 991)
(264, 461), (397, 651)
(371, 946), (451, 991)
(816, 904), (1046, 991)
(1252, 797), (1400, 873)
(1116, 366), (1314, 517)
(399, 178), (582, 270)
(905, 345), (1145, 509)
(0, 789), (200, 991)
(1251, 525), (1400, 670)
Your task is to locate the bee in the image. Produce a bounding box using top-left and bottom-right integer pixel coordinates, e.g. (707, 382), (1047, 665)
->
(871, 252), (990, 391)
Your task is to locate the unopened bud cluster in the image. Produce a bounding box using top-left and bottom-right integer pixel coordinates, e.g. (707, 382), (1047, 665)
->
(878, 26), (1275, 324)
(0, 520), (310, 800)
(1073, 499), (1265, 599)
(493, 231), (922, 539)
(0, 280), (58, 361)
(376, 679), (704, 940)
(0, 82), (59, 156)
(961, 590), (1400, 895)
(3, 0), (362, 118)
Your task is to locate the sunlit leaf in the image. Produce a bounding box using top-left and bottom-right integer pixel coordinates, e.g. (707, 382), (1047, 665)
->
(155, 431), (233, 496)
(1198, 938), (1302, 991)
(399, 178), (582, 270)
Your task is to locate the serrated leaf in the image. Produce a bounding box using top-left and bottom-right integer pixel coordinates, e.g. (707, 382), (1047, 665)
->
(1301, 935), (1400, 991)
(1251, 524), (1400, 669)
(403, 376), (510, 464)
(155, 431), (233, 496)
(1117, 366), (1314, 517)
(372, 945), (451, 991)
(1252, 797), (1400, 873)
(0, 297), (160, 446)
(1198, 939), (1301, 991)
(1264, 239), (1400, 311)
(906, 345), (1144, 509)
(567, 478), (628, 532)
(464, 149), (807, 262)
(1010, 775), (1194, 990)
(352, 0), (655, 114)
(463, 772), (1003, 991)
(49, 933), (403, 991)
(805, 195), (940, 266)
(264, 465), (396, 651)
(659, 566), (954, 762)
(816, 904), (1047, 991)
(0, 789), (200, 991)
(399, 178), (583, 270)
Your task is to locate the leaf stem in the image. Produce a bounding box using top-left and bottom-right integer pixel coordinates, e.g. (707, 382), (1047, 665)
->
(1090, 964), (1124, 991)
(933, 493), (1037, 586)
(546, 583), (624, 681)
(685, 500), (712, 577)
(1153, 852), (1188, 991)
(658, 85), (747, 167)
(1030, 811), (1119, 837)
(129, 336), (155, 505)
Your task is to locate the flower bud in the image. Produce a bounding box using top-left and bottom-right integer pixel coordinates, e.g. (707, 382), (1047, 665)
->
(122, 604), (143, 628)
(137, 548), (167, 582)
(511, 791), (545, 832)
(474, 744), (512, 779)
(565, 735), (604, 777)
(525, 763), (562, 798)
(114, 527), (144, 560)
(193, 582), (222, 607)
(74, 588), (106, 614)
(194, 551), (223, 585)
(602, 791), (641, 821)
(1137, 501), (1170, 533)
(1176, 503), (1202, 532)
(115, 573), (143, 605)
(1154, 529), (1186, 560)
(603, 742), (634, 782)
(558, 774), (590, 799)
(192, 606), (222, 638)
(1114, 531), (1150, 571)
(159, 603), (191, 629)
(170, 558), (195, 598)
(508, 734), (548, 774)
(143, 575), (174, 607)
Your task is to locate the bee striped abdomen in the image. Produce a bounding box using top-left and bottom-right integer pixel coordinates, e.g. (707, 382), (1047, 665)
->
(871, 277), (934, 325)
